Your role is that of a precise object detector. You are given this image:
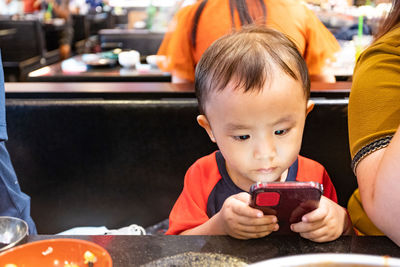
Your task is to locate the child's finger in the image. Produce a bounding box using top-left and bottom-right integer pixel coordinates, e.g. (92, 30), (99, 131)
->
(237, 215), (277, 226)
(303, 196), (334, 223)
(236, 222), (279, 236)
(231, 227), (276, 240)
(233, 192), (252, 203)
(232, 199), (264, 218)
(299, 227), (327, 242)
(301, 206), (326, 223)
(290, 219), (324, 233)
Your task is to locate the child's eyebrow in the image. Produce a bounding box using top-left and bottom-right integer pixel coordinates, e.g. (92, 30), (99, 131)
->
(224, 123), (250, 131)
(273, 115), (296, 125)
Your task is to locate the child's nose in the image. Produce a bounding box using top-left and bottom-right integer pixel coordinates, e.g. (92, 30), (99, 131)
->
(253, 138), (276, 161)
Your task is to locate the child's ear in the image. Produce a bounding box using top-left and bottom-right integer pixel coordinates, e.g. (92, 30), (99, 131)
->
(197, 115), (216, 143)
(306, 100), (314, 116)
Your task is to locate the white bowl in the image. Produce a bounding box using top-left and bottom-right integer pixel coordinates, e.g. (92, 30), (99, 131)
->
(146, 55), (167, 68)
(146, 55), (166, 68)
(118, 50), (140, 68)
(250, 253), (400, 267)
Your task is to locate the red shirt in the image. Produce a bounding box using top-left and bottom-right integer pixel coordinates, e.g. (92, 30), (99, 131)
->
(166, 151), (337, 235)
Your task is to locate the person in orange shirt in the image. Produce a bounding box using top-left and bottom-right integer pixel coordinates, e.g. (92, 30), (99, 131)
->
(157, 0), (340, 83)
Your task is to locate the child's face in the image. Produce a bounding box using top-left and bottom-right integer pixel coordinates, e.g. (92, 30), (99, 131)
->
(198, 72), (313, 191)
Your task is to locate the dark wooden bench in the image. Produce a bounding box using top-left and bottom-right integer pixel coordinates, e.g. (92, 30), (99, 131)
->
(5, 96), (355, 234)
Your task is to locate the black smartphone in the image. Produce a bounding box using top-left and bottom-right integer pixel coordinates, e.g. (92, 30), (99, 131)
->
(249, 181), (323, 234)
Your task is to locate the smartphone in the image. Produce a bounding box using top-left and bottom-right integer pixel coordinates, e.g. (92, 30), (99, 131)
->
(249, 181), (323, 234)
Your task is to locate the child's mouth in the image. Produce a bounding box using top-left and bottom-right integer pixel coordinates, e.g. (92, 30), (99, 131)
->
(256, 167), (277, 174)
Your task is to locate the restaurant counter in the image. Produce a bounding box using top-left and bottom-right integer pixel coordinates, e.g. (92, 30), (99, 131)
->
(26, 235), (400, 266)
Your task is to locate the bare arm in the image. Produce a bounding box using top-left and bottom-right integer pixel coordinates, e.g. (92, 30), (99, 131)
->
(356, 124), (400, 245)
(181, 212), (225, 235)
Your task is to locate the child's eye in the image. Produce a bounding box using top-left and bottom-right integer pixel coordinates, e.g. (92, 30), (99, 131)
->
(233, 135), (250, 141)
(274, 129), (288, 136)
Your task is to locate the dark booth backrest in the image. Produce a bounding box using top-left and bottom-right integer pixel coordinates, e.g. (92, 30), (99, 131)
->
(5, 98), (356, 234)
(300, 99), (356, 206)
(0, 20), (45, 62)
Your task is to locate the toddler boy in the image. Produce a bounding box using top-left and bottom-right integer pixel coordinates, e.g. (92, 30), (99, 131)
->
(166, 26), (352, 242)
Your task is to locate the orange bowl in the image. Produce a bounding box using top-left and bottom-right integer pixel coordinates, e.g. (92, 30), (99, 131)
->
(0, 238), (112, 266)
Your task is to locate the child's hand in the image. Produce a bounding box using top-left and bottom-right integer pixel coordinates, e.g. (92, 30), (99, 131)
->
(290, 196), (351, 242)
(218, 192), (278, 239)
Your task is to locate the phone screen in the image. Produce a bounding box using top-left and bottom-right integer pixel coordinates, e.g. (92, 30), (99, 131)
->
(249, 182), (323, 234)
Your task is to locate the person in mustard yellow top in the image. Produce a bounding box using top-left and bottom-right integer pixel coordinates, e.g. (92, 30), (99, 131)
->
(157, 0), (340, 83)
(347, 0), (400, 245)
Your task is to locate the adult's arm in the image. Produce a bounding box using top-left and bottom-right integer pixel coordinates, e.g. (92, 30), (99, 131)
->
(156, 5), (197, 83)
(302, 5), (340, 82)
(348, 27), (400, 242)
(356, 125), (400, 245)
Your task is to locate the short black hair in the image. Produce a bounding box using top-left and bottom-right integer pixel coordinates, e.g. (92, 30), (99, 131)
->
(195, 25), (310, 115)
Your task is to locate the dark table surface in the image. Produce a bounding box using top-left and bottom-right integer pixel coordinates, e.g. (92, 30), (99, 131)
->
(27, 55), (171, 82)
(25, 235), (400, 266)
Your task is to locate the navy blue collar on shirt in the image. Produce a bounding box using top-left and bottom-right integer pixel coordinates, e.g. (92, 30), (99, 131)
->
(206, 151), (300, 217)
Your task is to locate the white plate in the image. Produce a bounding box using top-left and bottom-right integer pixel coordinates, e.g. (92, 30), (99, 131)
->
(250, 253), (400, 267)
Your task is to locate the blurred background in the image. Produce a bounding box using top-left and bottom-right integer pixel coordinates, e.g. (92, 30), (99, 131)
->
(0, 0), (392, 82)
(0, 0), (393, 236)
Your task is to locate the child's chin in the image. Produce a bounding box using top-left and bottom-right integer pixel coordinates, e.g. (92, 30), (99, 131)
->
(252, 176), (281, 183)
